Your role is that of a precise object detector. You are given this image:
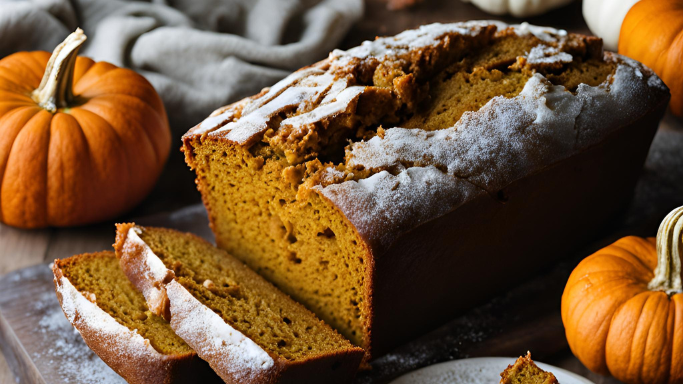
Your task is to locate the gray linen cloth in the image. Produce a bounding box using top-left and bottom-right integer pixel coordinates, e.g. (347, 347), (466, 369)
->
(0, 0), (363, 133)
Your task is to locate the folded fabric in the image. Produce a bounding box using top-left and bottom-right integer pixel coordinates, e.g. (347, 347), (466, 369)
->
(0, 0), (363, 134)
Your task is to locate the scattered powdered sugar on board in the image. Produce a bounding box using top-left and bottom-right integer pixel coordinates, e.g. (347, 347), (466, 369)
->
(32, 286), (125, 384)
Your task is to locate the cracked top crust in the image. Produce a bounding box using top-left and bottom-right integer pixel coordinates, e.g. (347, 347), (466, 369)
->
(184, 21), (669, 251)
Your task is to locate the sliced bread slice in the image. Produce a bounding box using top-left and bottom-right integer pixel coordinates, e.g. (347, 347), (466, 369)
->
(499, 352), (559, 384)
(52, 251), (220, 384)
(114, 223), (364, 384)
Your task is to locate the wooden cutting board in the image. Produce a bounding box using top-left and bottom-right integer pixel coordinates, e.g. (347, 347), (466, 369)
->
(0, 202), (634, 384)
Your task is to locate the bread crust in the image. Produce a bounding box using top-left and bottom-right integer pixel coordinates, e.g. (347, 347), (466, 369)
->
(52, 252), (220, 384)
(114, 225), (364, 384)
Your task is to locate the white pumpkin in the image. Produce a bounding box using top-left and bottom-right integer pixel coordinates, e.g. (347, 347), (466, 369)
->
(461, 0), (575, 17)
(582, 0), (640, 51)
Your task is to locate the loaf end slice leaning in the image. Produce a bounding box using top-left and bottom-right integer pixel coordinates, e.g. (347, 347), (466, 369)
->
(114, 223), (364, 384)
(52, 251), (221, 384)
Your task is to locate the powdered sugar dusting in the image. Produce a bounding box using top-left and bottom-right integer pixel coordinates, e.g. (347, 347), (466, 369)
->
(124, 227), (277, 382)
(330, 21), (491, 62)
(514, 21), (567, 42)
(576, 55), (668, 146)
(344, 73), (582, 193)
(526, 45), (573, 65)
(124, 227), (172, 316)
(344, 55), (665, 194)
(185, 21), (668, 253)
(320, 78), (351, 104)
(281, 86), (364, 130)
(318, 166), (346, 184)
(56, 276), (159, 358)
(54, 276), (164, 383)
(35, 305), (124, 384)
(243, 68), (325, 116)
(127, 228), (168, 282)
(188, 21), (573, 147)
(208, 72), (338, 144)
(195, 108), (237, 136)
(330, 21), (567, 65)
(166, 280), (275, 382)
(316, 167), (484, 249)
(320, 53), (667, 249)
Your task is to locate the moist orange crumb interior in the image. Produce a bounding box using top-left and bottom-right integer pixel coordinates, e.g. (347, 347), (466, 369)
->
(57, 252), (192, 355)
(183, 25), (616, 354)
(135, 226), (357, 361)
(500, 353), (559, 384)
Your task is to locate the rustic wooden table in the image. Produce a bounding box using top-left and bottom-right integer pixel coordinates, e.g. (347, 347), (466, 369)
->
(1, 1), (679, 383)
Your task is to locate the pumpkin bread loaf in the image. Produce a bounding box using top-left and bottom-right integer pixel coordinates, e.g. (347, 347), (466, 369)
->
(500, 353), (559, 384)
(182, 21), (670, 358)
(114, 223), (364, 384)
(52, 252), (219, 384)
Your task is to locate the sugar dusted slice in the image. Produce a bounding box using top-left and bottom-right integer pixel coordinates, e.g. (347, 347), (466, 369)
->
(52, 251), (219, 384)
(114, 223), (364, 384)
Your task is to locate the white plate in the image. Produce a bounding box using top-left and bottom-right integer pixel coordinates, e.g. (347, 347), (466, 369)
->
(389, 357), (594, 384)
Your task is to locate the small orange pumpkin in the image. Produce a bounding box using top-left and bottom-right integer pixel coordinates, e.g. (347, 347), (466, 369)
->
(0, 29), (170, 228)
(619, 0), (683, 117)
(562, 206), (683, 384)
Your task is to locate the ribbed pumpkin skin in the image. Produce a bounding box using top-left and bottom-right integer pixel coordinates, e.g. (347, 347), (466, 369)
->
(619, 0), (683, 117)
(561, 236), (683, 384)
(0, 52), (171, 228)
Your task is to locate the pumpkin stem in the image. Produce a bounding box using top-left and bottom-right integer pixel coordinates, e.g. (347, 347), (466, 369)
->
(648, 206), (683, 294)
(31, 29), (87, 113)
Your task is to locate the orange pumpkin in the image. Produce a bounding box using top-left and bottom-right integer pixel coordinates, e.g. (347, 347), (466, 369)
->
(562, 206), (683, 384)
(619, 0), (683, 117)
(0, 29), (171, 228)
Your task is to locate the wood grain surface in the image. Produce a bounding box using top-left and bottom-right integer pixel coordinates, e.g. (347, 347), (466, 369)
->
(1, 0), (681, 383)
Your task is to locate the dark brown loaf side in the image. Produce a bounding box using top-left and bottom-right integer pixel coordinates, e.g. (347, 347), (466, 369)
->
(52, 252), (220, 384)
(181, 21), (671, 359)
